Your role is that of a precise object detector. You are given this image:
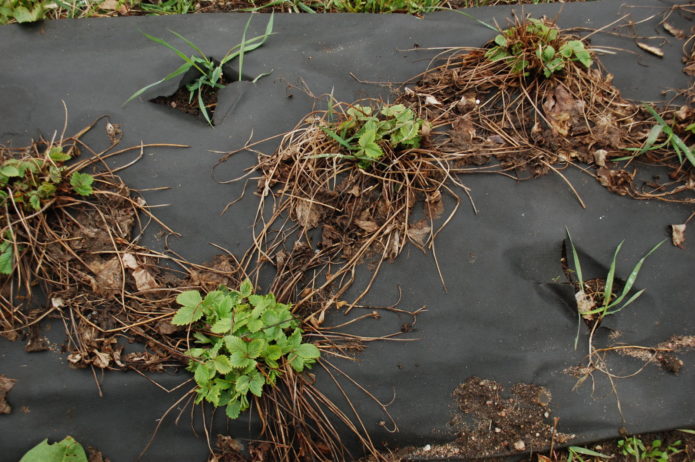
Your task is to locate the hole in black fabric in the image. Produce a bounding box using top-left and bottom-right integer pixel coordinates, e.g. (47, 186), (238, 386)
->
(150, 59), (251, 126)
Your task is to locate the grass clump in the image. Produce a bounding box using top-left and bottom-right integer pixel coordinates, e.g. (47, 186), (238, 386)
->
(618, 436), (683, 462)
(125, 14), (273, 125)
(623, 104), (695, 169)
(172, 279), (320, 419)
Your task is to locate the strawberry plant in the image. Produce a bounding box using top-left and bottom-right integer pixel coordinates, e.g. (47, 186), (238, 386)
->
(321, 103), (424, 168)
(172, 279), (321, 419)
(0, 146), (93, 214)
(485, 19), (592, 78)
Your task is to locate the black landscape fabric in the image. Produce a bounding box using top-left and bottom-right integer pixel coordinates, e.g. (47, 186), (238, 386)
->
(1, 1), (694, 461)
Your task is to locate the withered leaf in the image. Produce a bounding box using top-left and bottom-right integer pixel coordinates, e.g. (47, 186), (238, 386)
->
(355, 219), (379, 233)
(87, 257), (122, 295)
(636, 42), (664, 58)
(671, 223), (686, 248)
(407, 219), (431, 248)
(295, 200), (320, 229)
(133, 267), (158, 291)
(542, 85), (585, 136)
(663, 22), (685, 39)
(0, 375), (15, 414)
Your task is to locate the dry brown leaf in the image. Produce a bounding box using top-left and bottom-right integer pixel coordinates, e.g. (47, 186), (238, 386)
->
(671, 223), (686, 248)
(407, 219), (431, 248)
(593, 149), (607, 167)
(295, 200), (320, 228)
(355, 219), (379, 233)
(424, 95), (441, 106)
(663, 22), (686, 39)
(451, 115), (476, 147)
(543, 85), (585, 136)
(636, 42), (664, 58)
(133, 267), (158, 291)
(87, 257), (122, 295)
(0, 375), (15, 414)
(122, 253), (139, 270)
(92, 349), (111, 369)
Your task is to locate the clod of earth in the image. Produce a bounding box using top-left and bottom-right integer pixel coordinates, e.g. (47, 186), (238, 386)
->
(0, 374), (15, 414)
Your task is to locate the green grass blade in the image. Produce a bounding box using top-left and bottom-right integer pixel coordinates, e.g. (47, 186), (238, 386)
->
(569, 446), (610, 458)
(603, 240), (623, 310)
(237, 15), (253, 82)
(298, 2), (317, 13)
(144, 32), (196, 66)
(167, 29), (208, 60)
(565, 227), (584, 287)
(636, 124), (663, 156)
(321, 126), (352, 150)
(671, 133), (695, 167)
(198, 88), (213, 126)
(605, 239), (664, 310)
(606, 288), (645, 315)
(221, 14), (274, 66)
(251, 71), (273, 83)
(438, 7), (496, 32)
(123, 61), (191, 105)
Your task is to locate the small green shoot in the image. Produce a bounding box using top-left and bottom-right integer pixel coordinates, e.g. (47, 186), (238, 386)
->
(69, 172), (94, 196)
(125, 14), (274, 125)
(172, 279), (320, 419)
(485, 18), (592, 78)
(567, 445), (611, 462)
(621, 104), (695, 168)
(618, 436), (683, 462)
(565, 228), (664, 348)
(320, 103), (424, 169)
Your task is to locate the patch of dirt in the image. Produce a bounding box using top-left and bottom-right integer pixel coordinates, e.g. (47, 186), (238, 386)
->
(151, 74), (226, 124)
(405, 377), (573, 460)
(0, 374), (15, 414)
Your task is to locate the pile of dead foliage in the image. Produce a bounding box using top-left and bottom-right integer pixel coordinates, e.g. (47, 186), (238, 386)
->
(0, 119), (247, 373)
(399, 17), (694, 205)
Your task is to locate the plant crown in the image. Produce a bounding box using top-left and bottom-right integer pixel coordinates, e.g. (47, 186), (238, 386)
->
(485, 19), (592, 77)
(172, 279), (321, 419)
(321, 104), (424, 169)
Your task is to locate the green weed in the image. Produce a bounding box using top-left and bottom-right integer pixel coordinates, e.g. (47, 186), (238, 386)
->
(486, 18), (592, 78)
(621, 104), (695, 168)
(172, 279), (321, 419)
(319, 103), (424, 169)
(140, 0), (194, 14)
(567, 445), (610, 462)
(565, 228), (664, 349)
(618, 436), (683, 462)
(125, 14), (273, 125)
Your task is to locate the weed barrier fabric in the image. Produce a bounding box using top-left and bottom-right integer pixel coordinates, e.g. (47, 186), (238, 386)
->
(1, 2), (694, 460)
